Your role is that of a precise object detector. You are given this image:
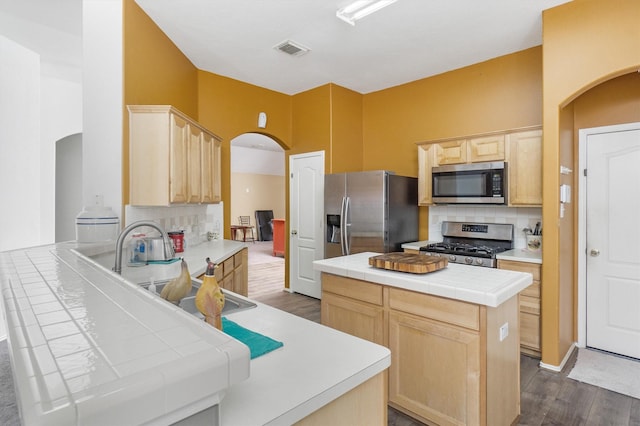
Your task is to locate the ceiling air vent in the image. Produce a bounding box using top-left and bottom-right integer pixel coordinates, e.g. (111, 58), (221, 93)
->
(274, 40), (310, 57)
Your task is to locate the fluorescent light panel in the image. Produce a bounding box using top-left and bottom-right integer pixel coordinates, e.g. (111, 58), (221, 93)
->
(336, 0), (398, 25)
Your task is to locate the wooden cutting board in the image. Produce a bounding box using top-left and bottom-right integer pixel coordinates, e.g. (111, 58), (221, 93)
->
(368, 252), (448, 274)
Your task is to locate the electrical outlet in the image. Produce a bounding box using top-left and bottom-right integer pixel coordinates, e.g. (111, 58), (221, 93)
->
(499, 323), (509, 342)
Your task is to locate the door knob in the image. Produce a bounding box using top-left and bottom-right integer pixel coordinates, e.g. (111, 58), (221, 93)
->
(590, 249), (600, 257)
(291, 230), (298, 235)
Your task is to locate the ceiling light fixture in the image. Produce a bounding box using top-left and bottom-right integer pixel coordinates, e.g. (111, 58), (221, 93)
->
(336, 0), (398, 25)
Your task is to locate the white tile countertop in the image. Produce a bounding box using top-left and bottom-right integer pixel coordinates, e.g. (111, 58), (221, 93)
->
(0, 242), (251, 425)
(496, 248), (542, 264)
(219, 299), (390, 425)
(1, 242), (391, 425)
(313, 252), (533, 307)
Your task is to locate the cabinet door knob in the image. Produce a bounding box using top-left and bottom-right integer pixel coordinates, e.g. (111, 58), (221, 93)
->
(590, 249), (600, 257)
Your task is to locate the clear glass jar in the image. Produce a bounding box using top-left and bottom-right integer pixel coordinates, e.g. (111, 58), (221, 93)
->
(129, 233), (147, 264)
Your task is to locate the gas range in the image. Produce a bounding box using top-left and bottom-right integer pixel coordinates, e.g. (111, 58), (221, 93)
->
(419, 222), (513, 268)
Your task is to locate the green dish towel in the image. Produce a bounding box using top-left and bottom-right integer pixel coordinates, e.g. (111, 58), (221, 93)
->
(222, 317), (283, 359)
(146, 258), (181, 265)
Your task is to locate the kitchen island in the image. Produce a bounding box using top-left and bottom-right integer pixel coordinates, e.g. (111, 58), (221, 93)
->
(314, 252), (533, 426)
(0, 243), (390, 425)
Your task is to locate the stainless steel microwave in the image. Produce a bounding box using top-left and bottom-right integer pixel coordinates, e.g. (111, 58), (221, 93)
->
(431, 161), (507, 204)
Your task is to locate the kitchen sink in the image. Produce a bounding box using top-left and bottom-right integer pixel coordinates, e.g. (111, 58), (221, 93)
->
(138, 279), (257, 318)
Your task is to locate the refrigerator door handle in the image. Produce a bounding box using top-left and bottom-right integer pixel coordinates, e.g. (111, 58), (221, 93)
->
(343, 196), (351, 255)
(339, 197), (346, 255)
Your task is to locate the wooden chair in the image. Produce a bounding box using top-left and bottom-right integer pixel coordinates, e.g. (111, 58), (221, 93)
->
(237, 215), (256, 243)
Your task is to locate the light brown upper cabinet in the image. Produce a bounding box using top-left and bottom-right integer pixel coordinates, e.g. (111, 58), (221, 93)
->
(433, 134), (505, 165)
(506, 129), (543, 206)
(468, 134), (505, 163)
(128, 105), (222, 206)
(417, 127), (541, 206)
(417, 143), (437, 205)
(435, 139), (467, 165)
(201, 131), (222, 204)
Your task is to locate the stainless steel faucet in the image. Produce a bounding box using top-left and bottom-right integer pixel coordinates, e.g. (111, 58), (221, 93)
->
(113, 220), (175, 274)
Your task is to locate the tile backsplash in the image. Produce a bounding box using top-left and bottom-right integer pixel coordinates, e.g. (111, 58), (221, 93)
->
(124, 203), (539, 250)
(429, 205), (541, 249)
(125, 203), (224, 246)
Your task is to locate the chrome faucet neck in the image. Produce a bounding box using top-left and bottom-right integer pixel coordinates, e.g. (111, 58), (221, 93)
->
(113, 220), (175, 274)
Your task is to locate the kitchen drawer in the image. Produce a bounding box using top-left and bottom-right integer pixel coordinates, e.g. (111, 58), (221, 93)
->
(234, 250), (244, 266)
(389, 287), (480, 331)
(520, 295), (540, 315)
(222, 256), (235, 277)
(322, 273), (383, 306)
(219, 274), (232, 292)
(321, 292), (385, 345)
(214, 264), (224, 282)
(520, 281), (540, 298)
(520, 311), (540, 351)
(497, 260), (540, 280)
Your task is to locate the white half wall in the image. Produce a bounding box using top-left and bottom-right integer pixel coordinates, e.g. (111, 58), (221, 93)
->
(82, 0), (123, 220)
(0, 25), (82, 250)
(0, 35), (41, 251)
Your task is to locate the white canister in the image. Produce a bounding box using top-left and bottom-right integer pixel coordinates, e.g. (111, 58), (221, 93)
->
(75, 206), (120, 243)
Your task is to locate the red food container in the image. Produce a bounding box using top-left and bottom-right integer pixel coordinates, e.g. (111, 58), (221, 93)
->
(168, 231), (184, 253)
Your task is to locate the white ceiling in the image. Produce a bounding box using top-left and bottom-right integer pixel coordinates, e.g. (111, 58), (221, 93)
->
(0, 0), (82, 75)
(134, 0), (571, 95)
(233, 133), (283, 152)
(1, 0), (571, 151)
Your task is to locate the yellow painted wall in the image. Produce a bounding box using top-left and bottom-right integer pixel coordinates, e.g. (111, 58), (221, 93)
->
(541, 0), (640, 367)
(573, 73), (640, 129)
(231, 173), (286, 226)
(122, 0), (199, 205)
(197, 71), (292, 240)
(364, 47), (542, 174)
(290, 85), (332, 157)
(557, 103), (574, 365)
(330, 84), (364, 173)
(363, 47), (543, 238)
(123, 0), (198, 115)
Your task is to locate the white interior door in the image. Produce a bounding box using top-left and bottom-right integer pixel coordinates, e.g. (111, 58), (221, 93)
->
(585, 125), (640, 359)
(289, 151), (324, 299)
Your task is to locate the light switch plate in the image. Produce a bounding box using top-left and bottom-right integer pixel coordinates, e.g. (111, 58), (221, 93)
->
(499, 323), (509, 341)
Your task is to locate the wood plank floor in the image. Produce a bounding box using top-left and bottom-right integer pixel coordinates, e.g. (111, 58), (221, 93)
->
(246, 246), (640, 425)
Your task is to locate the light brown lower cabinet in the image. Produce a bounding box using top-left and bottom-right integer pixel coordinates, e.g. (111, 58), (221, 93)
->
(294, 371), (387, 426)
(321, 273), (520, 426)
(497, 259), (541, 357)
(198, 248), (248, 296)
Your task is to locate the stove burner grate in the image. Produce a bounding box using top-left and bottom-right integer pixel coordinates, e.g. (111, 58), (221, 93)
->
(421, 242), (505, 258)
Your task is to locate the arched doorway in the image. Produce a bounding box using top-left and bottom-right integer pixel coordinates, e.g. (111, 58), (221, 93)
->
(55, 133), (83, 242)
(571, 72), (640, 358)
(230, 133), (285, 298)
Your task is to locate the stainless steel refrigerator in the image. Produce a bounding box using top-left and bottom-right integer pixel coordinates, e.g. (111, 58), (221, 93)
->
(324, 170), (418, 258)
